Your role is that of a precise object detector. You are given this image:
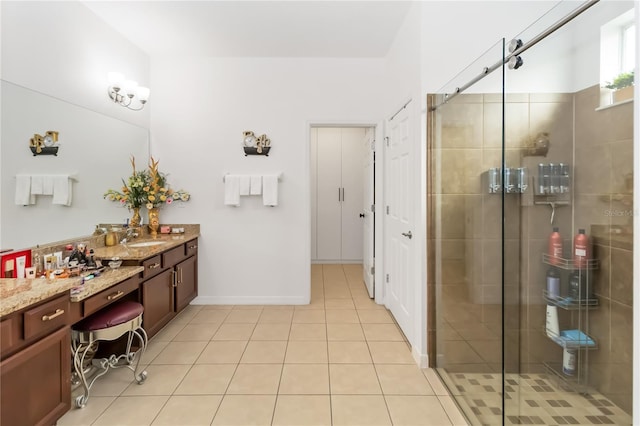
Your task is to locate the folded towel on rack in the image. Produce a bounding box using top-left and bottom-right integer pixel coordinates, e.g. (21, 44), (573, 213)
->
(52, 175), (73, 206)
(250, 175), (262, 195)
(30, 175), (44, 195)
(262, 174), (279, 206)
(224, 175), (241, 206)
(15, 175), (35, 205)
(239, 175), (251, 196)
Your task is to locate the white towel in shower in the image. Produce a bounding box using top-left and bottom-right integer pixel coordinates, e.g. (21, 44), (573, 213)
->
(224, 175), (241, 206)
(52, 175), (72, 206)
(262, 174), (279, 206)
(250, 175), (262, 195)
(238, 175), (251, 196)
(15, 175), (35, 205)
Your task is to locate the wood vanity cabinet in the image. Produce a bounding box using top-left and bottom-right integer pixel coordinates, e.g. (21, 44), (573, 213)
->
(135, 238), (198, 338)
(0, 294), (71, 426)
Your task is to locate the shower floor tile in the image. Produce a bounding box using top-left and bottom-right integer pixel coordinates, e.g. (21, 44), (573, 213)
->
(439, 372), (632, 425)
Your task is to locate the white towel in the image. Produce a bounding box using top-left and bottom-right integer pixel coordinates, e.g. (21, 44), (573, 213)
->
(239, 175), (251, 196)
(52, 175), (72, 206)
(262, 174), (279, 206)
(30, 175), (44, 195)
(224, 175), (241, 206)
(250, 175), (262, 195)
(42, 176), (54, 195)
(15, 175), (35, 205)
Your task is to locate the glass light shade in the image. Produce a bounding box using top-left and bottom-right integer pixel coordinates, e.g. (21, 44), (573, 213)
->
(122, 80), (138, 96)
(137, 86), (150, 102)
(107, 72), (124, 88)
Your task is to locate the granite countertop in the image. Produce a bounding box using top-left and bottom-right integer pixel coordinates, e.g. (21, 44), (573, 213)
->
(0, 266), (144, 318)
(70, 266), (144, 302)
(0, 277), (79, 318)
(91, 232), (199, 261)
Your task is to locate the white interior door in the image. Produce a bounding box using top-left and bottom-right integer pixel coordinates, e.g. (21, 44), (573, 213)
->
(384, 102), (415, 341)
(362, 127), (375, 297)
(316, 128), (342, 260)
(310, 128), (318, 260)
(340, 128), (364, 262)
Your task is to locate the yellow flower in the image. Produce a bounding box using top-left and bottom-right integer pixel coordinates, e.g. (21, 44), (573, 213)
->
(160, 195), (167, 201)
(143, 186), (150, 192)
(146, 202), (153, 209)
(148, 195), (156, 202)
(181, 194), (190, 201)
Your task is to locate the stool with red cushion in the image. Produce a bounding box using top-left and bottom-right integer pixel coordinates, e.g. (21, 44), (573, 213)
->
(71, 300), (148, 408)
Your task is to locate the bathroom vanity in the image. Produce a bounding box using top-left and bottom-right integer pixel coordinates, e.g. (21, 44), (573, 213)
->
(0, 230), (198, 425)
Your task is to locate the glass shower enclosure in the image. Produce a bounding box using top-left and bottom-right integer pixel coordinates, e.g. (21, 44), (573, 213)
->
(428, 1), (635, 424)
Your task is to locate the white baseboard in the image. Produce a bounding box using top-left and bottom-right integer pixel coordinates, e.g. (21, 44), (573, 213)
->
(412, 346), (429, 368)
(192, 295), (309, 305)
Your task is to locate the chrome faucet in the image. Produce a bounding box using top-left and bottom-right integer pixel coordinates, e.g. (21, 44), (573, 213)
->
(120, 227), (139, 244)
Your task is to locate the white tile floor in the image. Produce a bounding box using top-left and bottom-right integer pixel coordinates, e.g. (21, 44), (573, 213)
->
(58, 264), (468, 425)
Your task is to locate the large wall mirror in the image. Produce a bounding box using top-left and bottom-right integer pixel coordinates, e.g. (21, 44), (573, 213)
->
(1, 80), (150, 250)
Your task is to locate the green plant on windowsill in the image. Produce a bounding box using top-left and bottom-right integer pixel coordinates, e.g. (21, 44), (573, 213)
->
(604, 71), (634, 90)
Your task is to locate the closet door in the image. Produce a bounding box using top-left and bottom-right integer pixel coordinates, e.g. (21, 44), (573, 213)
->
(340, 128), (365, 261)
(315, 128), (342, 261)
(310, 129), (318, 260)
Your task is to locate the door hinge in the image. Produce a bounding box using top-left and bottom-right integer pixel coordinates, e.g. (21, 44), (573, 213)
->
(370, 204), (375, 212)
(384, 136), (389, 147)
(370, 266), (375, 275)
(386, 274), (390, 283)
(371, 139), (375, 151)
(386, 205), (390, 215)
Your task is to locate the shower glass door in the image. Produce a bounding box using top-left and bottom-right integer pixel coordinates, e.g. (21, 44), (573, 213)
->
(430, 1), (635, 424)
(502, 1), (635, 424)
(428, 38), (507, 424)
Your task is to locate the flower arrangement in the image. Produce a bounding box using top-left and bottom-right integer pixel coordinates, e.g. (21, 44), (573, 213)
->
(104, 156), (190, 210)
(145, 157), (190, 209)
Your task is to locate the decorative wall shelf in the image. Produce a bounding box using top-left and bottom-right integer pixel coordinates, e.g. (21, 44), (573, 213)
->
(30, 146), (59, 156)
(244, 147), (270, 156)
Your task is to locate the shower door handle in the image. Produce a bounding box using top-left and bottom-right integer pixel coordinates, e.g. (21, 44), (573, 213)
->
(401, 231), (412, 239)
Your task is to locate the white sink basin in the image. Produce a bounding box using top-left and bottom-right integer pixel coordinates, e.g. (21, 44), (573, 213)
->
(127, 241), (167, 248)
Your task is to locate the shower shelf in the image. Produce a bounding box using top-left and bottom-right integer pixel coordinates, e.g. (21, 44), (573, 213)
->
(543, 362), (591, 394)
(541, 254), (598, 270)
(543, 290), (598, 309)
(544, 327), (598, 350)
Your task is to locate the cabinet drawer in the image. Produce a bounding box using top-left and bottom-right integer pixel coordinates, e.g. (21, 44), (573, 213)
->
(0, 318), (16, 354)
(142, 255), (163, 279)
(23, 295), (69, 341)
(83, 276), (139, 316)
(162, 245), (186, 268)
(185, 239), (198, 257)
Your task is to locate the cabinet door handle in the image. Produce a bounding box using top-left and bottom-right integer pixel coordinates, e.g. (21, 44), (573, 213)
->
(41, 308), (65, 321)
(188, 245), (198, 250)
(342, 188), (345, 201)
(172, 270), (178, 287)
(179, 268), (183, 284)
(107, 290), (124, 301)
(338, 187), (341, 202)
(148, 262), (160, 269)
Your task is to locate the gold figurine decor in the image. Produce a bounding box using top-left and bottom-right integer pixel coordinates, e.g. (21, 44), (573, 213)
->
(104, 156), (190, 235)
(29, 130), (60, 156)
(243, 130), (271, 156)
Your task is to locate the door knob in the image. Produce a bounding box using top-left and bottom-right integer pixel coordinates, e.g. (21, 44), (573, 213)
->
(359, 213), (365, 218)
(401, 231), (412, 239)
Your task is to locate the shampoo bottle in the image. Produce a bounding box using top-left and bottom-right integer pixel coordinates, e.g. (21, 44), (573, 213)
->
(573, 229), (590, 269)
(548, 227), (563, 265)
(562, 348), (576, 376)
(546, 267), (560, 299)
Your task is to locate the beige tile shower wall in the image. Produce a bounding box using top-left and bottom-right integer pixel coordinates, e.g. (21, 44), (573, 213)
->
(574, 85), (634, 414)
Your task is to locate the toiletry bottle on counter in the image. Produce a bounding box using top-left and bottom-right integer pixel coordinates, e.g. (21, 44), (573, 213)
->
(548, 227), (563, 265)
(546, 267), (560, 299)
(573, 229), (590, 269)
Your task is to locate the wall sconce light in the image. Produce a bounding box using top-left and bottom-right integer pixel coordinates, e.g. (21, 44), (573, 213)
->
(107, 72), (150, 111)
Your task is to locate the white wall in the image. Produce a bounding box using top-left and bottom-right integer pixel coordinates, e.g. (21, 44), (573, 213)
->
(150, 57), (385, 304)
(0, 1), (150, 128)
